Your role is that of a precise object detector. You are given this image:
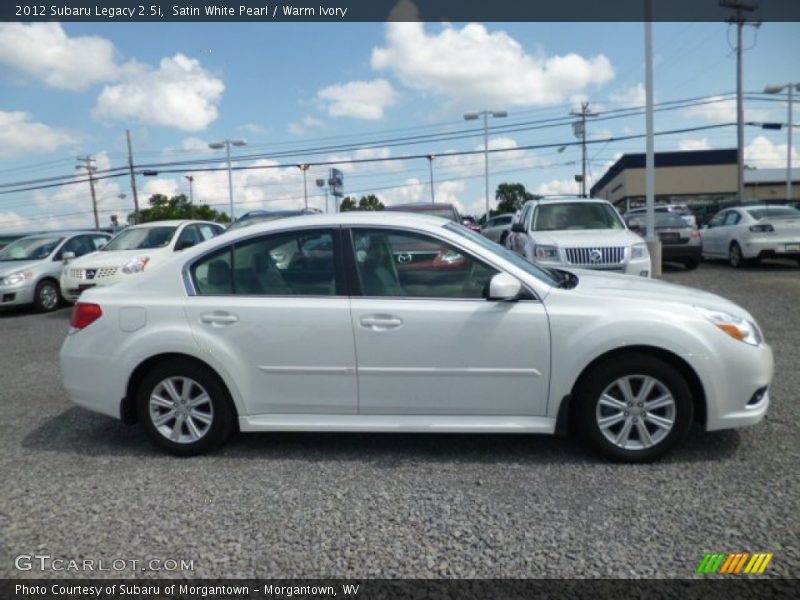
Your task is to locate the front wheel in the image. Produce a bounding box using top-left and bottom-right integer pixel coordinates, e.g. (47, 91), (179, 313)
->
(33, 279), (61, 312)
(573, 355), (694, 462)
(137, 359), (236, 456)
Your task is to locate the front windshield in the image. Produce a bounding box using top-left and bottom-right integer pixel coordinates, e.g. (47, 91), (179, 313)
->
(102, 226), (177, 251)
(534, 203), (625, 231)
(746, 207), (800, 220)
(0, 237), (63, 261)
(444, 223), (559, 287)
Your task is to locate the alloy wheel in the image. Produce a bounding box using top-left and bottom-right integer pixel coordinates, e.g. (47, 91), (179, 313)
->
(149, 377), (214, 444)
(39, 283), (59, 311)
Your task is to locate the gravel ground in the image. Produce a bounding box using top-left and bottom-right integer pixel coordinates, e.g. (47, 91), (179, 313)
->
(0, 260), (798, 580)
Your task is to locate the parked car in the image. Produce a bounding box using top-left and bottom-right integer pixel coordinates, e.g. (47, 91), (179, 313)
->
(482, 213), (514, 245)
(61, 212), (772, 462)
(385, 202), (460, 222)
(700, 205), (800, 268)
(227, 208), (321, 232)
(506, 197), (651, 277)
(0, 231), (111, 312)
(461, 215), (481, 233)
(627, 212), (702, 270)
(60, 220), (224, 303)
(625, 204), (697, 228)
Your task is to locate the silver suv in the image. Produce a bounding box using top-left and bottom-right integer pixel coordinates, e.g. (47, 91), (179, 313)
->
(0, 231), (111, 312)
(505, 197), (652, 277)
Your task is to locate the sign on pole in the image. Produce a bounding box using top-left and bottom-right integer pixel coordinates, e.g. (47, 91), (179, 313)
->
(330, 168), (344, 197)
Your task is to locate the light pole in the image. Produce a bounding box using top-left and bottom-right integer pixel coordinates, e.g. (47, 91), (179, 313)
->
(208, 139), (247, 220)
(465, 110), (507, 219)
(316, 178), (330, 213)
(185, 175), (195, 204)
(297, 164), (310, 209)
(426, 155), (435, 203)
(764, 83), (799, 202)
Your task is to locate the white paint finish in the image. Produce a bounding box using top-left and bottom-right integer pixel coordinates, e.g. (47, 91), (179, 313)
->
(118, 306), (146, 332)
(350, 297), (550, 416)
(702, 206), (800, 260)
(184, 295), (358, 414)
(239, 414), (557, 434)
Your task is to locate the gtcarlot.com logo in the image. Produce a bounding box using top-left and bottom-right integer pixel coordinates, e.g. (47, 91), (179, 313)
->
(697, 552), (773, 574)
(14, 554), (194, 572)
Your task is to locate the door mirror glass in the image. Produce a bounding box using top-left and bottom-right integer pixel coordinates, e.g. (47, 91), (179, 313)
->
(487, 273), (522, 301)
(510, 222), (525, 233)
(62, 251), (76, 265)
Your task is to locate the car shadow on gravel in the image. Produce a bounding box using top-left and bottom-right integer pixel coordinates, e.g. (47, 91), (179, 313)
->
(22, 407), (743, 465)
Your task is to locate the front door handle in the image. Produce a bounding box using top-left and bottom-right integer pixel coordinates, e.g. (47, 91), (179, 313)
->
(200, 312), (239, 326)
(360, 315), (403, 330)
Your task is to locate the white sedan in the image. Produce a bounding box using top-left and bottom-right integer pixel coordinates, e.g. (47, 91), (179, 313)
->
(61, 213), (773, 461)
(701, 205), (800, 267)
(60, 220), (224, 302)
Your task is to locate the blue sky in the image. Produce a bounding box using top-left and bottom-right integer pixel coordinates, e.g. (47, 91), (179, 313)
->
(0, 20), (798, 230)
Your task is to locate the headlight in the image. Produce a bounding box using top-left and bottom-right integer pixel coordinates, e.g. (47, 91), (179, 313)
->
(121, 256), (150, 274)
(534, 245), (559, 262)
(631, 243), (649, 260)
(0, 270), (33, 286)
(697, 307), (762, 346)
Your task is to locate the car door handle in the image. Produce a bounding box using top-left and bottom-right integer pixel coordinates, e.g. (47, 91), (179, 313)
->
(200, 312), (239, 326)
(359, 315), (403, 330)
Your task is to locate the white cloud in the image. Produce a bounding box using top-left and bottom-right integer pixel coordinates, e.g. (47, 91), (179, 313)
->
(288, 115), (325, 135)
(0, 210), (30, 231)
(609, 83), (647, 108)
(744, 135), (798, 169)
(317, 79), (397, 120)
(535, 178), (580, 196)
(93, 54), (224, 131)
(239, 122), (266, 134)
(0, 111), (75, 158)
(371, 22), (614, 108)
(678, 137), (712, 151)
(0, 23), (118, 91)
(682, 96), (771, 124)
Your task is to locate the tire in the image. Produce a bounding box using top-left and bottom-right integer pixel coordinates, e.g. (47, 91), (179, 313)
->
(33, 279), (61, 312)
(136, 359), (236, 456)
(499, 230), (509, 246)
(573, 354), (694, 462)
(729, 242), (747, 268)
(684, 260), (699, 270)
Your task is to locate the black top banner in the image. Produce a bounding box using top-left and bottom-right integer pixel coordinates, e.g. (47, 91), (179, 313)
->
(3, 0), (800, 22)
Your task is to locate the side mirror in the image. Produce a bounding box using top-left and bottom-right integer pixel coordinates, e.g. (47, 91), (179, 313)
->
(510, 222), (525, 233)
(62, 251), (75, 265)
(175, 239), (196, 251)
(486, 273), (522, 301)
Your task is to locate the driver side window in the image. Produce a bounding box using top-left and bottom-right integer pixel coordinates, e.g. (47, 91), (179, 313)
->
(351, 229), (499, 299)
(708, 212), (726, 228)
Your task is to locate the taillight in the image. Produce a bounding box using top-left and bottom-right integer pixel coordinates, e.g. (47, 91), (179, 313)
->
(749, 224), (775, 233)
(70, 302), (103, 329)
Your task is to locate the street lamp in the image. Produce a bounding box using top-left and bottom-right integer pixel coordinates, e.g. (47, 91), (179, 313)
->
(763, 83), (799, 202)
(297, 164), (310, 209)
(426, 155), (435, 203)
(185, 175), (195, 204)
(208, 139), (247, 220)
(464, 110), (507, 218)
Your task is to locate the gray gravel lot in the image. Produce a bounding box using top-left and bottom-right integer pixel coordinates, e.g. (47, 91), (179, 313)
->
(0, 260), (798, 579)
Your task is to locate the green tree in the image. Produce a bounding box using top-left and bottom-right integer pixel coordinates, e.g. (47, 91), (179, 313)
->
(494, 183), (541, 215)
(130, 193), (231, 224)
(339, 194), (385, 212)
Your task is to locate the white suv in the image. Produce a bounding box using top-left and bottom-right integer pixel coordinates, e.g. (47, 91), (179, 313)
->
(506, 197), (651, 277)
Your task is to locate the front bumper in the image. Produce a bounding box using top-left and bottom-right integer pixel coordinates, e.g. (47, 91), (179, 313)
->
(0, 280), (35, 307)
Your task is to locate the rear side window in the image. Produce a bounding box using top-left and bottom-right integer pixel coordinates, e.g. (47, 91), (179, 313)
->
(191, 229), (339, 296)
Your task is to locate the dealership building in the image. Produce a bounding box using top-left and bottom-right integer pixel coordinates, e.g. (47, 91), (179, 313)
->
(590, 149), (800, 222)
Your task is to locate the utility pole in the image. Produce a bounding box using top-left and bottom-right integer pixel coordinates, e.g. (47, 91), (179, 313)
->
(185, 175), (195, 204)
(570, 102), (598, 197)
(644, 0), (661, 276)
(298, 164), (310, 209)
(126, 129), (140, 223)
(426, 155), (435, 203)
(76, 156), (99, 229)
(720, 0), (759, 203)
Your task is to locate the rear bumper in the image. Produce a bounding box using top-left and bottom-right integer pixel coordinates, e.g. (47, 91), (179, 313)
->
(662, 244), (702, 262)
(741, 237), (800, 259)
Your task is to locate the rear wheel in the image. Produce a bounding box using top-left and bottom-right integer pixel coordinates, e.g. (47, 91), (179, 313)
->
(573, 354), (693, 462)
(137, 359), (236, 456)
(33, 279), (60, 312)
(684, 260), (699, 270)
(729, 242), (747, 268)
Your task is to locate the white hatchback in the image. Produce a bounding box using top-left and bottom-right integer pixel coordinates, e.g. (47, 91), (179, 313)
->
(60, 220), (224, 302)
(60, 213), (772, 461)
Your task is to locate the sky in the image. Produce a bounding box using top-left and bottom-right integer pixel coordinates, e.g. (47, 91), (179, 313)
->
(0, 19), (798, 230)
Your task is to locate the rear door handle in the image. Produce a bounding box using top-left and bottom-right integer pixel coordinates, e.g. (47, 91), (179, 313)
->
(200, 312), (239, 326)
(360, 315), (403, 330)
